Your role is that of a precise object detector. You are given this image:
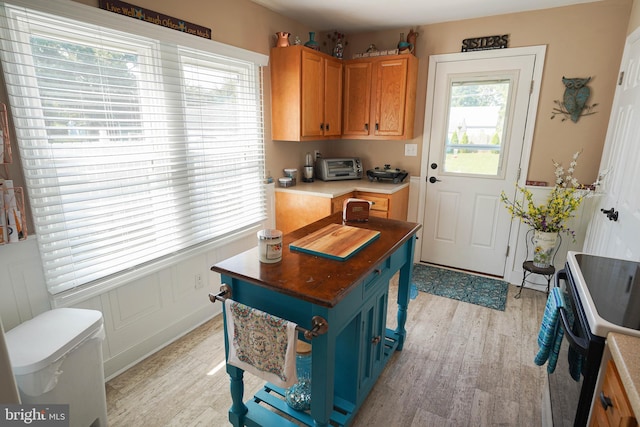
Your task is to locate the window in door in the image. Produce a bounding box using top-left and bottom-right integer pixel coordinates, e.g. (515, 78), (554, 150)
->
(443, 77), (514, 177)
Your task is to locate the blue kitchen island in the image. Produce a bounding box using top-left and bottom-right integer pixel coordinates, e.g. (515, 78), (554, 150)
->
(210, 213), (421, 427)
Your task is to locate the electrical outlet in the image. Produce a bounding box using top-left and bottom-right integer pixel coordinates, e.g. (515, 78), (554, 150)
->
(314, 150), (321, 160)
(195, 273), (204, 289)
(404, 143), (418, 157)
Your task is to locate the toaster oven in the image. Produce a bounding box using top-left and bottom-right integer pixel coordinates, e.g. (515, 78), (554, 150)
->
(315, 158), (363, 181)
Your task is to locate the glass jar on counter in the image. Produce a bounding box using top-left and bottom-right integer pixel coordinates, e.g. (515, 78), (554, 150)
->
(285, 340), (312, 411)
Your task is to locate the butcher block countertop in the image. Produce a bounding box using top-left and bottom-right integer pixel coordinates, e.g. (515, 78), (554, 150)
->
(274, 179), (409, 198)
(608, 332), (640, 419)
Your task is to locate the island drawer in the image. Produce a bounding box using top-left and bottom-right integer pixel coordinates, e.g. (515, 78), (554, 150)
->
(363, 257), (391, 298)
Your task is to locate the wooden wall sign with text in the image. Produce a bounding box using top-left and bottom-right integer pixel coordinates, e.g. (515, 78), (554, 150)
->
(98, 0), (211, 39)
(461, 34), (509, 52)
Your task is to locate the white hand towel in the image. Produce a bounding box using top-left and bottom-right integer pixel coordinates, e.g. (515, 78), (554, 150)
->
(225, 299), (298, 388)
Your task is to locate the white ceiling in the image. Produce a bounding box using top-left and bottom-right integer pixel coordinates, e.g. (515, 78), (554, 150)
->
(251, 0), (602, 32)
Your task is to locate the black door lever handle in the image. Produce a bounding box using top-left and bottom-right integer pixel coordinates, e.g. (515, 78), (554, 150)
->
(600, 208), (619, 221)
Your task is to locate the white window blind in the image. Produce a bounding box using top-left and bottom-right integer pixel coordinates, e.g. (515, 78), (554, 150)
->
(0, 1), (267, 295)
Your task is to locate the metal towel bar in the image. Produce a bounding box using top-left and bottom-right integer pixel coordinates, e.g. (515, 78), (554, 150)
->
(208, 285), (329, 340)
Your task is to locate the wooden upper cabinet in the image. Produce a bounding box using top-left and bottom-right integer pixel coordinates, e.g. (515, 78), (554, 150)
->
(300, 50), (324, 138)
(323, 58), (343, 137)
(343, 54), (418, 140)
(375, 58), (410, 136)
(343, 61), (372, 136)
(271, 46), (342, 141)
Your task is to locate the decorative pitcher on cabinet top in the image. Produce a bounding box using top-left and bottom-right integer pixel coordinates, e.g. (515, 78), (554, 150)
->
(275, 32), (290, 48)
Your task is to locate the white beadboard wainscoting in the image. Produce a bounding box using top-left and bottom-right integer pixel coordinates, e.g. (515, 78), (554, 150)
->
(0, 184), (275, 380)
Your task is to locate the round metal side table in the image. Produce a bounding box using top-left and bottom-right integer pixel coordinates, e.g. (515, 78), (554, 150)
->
(514, 230), (562, 299)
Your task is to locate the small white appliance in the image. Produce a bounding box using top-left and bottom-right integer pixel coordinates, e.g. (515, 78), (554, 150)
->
(6, 308), (108, 427)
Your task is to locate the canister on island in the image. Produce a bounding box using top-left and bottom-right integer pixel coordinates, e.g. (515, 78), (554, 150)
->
(257, 229), (283, 263)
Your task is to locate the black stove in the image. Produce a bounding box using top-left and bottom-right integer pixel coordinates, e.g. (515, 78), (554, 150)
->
(548, 252), (640, 427)
(366, 165), (408, 184)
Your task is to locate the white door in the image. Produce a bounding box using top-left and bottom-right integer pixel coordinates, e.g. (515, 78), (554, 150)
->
(584, 28), (640, 260)
(420, 48), (544, 276)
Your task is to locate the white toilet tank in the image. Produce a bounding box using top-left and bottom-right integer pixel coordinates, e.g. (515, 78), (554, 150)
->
(6, 308), (108, 427)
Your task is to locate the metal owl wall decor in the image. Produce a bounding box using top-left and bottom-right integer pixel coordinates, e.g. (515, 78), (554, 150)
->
(551, 76), (598, 123)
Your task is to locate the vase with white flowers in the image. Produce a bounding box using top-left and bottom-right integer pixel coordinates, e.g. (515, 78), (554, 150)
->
(501, 151), (598, 267)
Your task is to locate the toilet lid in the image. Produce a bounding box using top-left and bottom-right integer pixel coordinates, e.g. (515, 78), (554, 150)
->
(5, 308), (103, 375)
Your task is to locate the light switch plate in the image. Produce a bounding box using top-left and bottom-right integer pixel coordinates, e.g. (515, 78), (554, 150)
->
(404, 144), (418, 157)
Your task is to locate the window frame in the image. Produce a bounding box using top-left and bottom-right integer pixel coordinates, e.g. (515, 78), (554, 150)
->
(0, 0), (269, 302)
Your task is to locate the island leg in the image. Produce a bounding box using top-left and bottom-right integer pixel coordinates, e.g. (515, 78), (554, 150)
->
(395, 265), (409, 350)
(395, 237), (416, 350)
(227, 365), (248, 426)
(310, 328), (335, 427)
(222, 292), (247, 426)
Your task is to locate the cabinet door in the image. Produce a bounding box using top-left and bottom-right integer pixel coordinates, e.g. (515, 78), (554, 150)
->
(301, 50), (325, 138)
(324, 58), (343, 137)
(592, 360), (637, 427)
(270, 46), (303, 141)
(358, 288), (388, 401)
(331, 192), (354, 214)
(356, 187), (409, 221)
(373, 58), (409, 137)
(275, 192), (332, 235)
(343, 62), (372, 137)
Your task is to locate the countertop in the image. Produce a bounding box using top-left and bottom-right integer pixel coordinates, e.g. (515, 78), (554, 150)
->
(274, 179), (409, 198)
(608, 332), (640, 419)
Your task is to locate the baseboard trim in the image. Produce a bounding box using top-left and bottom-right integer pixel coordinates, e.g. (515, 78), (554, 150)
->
(103, 303), (221, 380)
(541, 373), (553, 427)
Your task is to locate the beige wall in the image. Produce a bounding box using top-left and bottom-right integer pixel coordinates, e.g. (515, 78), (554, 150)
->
(336, 0), (632, 185)
(628, 0), (640, 33)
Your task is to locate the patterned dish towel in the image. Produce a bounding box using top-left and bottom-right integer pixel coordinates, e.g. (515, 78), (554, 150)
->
(534, 287), (565, 373)
(224, 299), (298, 388)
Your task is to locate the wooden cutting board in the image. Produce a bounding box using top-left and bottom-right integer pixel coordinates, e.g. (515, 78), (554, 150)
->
(289, 223), (380, 261)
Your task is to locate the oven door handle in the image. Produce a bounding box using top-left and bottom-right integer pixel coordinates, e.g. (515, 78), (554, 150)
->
(556, 269), (589, 356)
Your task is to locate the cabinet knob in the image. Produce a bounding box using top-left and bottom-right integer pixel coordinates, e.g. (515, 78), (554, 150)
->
(320, 123), (324, 130)
(326, 123), (329, 131)
(374, 269), (381, 275)
(364, 123), (369, 131)
(599, 391), (613, 410)
(371, 336), (381, 344)
(375, 123), (379, 131)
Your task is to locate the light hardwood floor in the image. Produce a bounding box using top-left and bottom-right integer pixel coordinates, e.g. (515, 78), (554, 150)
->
(106, 278), (548, 426)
